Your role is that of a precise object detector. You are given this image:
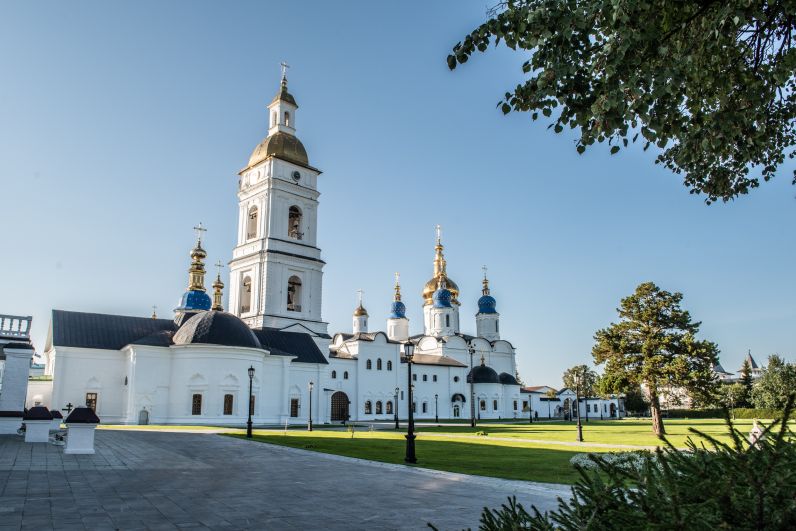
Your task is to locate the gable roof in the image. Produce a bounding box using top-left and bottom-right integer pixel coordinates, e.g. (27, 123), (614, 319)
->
(251, 328), (328, 364)
(402, 353), (467, 368)
(51, 310), (176, 350)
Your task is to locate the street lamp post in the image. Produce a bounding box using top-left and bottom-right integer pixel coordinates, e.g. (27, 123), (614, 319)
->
(308, 381), (314, 431)
(467, 343), (476, 428)
(529, 402), (533, 424)
(575, 370), (583, 442)
(434, 393), (439, 424)
(404, 341), (417, 464)
(394, 387), (400, 430)
(247, 366), (255, 439)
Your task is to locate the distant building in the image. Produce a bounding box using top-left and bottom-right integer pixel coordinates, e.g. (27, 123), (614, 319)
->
(520, 385), (624, 420)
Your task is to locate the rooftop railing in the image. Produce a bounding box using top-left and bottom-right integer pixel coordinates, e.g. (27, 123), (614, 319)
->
(0, 314), (32, 339)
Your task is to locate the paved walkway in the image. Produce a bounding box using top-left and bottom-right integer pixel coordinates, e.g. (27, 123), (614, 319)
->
(0, 430), (570, 530)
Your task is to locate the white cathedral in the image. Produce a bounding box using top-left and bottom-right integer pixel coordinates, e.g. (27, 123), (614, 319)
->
(30, 74), (620, 425)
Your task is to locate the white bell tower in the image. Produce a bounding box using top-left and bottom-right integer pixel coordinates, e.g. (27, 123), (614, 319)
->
(228, 66), (328, 335)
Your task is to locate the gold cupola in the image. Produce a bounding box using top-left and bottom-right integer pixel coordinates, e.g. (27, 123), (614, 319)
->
(211, 261), (225, 311)
(188, 227), (208, 292)
(422, 226), (459, 305)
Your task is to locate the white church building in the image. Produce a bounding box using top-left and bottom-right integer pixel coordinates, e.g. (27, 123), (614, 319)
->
(32, 74), (622, 425)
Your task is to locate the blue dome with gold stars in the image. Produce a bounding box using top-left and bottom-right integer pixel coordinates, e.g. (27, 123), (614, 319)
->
(176, 290), (212, 312)
(477, 294), (497, 314)
(389, 300), (406, 319)
(432, 287), (453, 308)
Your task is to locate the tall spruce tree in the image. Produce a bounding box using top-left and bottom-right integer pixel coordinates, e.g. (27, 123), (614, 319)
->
(592, 282), (719, 437)
(740, 358), (754, 406)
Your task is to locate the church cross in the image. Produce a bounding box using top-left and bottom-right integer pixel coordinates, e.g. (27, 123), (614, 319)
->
(356, 288), (364, 306)
(482, 265), (488, 280)
(151, 305), (158, 319)
(435, 224), (442, 244)
(394, 272), (400, 286)
(193, 222), (207, 243)
(215, 260), (224, 275)
(62, 402), (74, 413)
(280, 61), (290, 79)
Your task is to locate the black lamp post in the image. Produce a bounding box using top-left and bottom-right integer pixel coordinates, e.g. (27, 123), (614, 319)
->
(404, 341), (417, 464)
(247, 365), (255, 438)
(434, 393), (439, 424)
(575, 370), (583, 442)
(467, 343), (476, 428)
(308, 381), (314, 431)
(394, 386), (400, 430)
(529, 402), (533, 424)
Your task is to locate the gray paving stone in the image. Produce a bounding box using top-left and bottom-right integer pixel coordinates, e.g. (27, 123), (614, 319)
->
(0, 429), (569, 529)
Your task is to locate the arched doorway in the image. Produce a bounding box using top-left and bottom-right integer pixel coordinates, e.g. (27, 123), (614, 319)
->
(331, 391), (349, 423)
(563, 398), (571, 420)
(138, 409), (149, 425)
(610, 402), (616, 418)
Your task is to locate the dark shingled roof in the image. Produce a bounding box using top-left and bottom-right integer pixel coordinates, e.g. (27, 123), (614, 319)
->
(499, 372), (520, 385)
(65, 407), (100, 424)
(0, 410), (23, 417)
(52, 310), (177, 350)
(173, 312), (261, 349)
(24, 406), (52, 420)
(252, 328), (328, 365)
(51, 410), (63, 419)
(467, 364), (500, 384)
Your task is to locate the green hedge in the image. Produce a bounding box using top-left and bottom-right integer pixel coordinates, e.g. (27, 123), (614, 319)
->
(664, 408), (784, 419)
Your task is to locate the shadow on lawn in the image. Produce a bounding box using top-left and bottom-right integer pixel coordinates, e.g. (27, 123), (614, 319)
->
(227, 433), (588, 484)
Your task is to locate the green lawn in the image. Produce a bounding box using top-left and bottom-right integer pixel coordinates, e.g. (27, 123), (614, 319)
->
(418, 418), (781, 448)
(229, 429), (621, 484)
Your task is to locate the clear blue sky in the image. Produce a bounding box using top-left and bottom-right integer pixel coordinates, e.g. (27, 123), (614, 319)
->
(1, 1), (794, 386)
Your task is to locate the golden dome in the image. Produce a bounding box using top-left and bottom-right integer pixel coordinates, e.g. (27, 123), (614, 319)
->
(422, 231), (459, 305)
(248, 132), (309, 168)
(422, 275), (459, 305)
(353, 304), (368, 317)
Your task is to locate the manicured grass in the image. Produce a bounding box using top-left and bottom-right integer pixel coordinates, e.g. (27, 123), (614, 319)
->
(229, 429), (620, 484)
(419, 418), (789, 448)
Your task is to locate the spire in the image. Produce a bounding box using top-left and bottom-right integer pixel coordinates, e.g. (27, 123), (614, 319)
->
(271, 61), (297, 107)
(151, 305), (158, 320)
(433, 224), (447, 277)
(394, 272), (402, 302)
(212, 261), (225, 311)
(480, 354), (486, 366)
(481, 265), (490, 296)
(188, 223), (208, 292)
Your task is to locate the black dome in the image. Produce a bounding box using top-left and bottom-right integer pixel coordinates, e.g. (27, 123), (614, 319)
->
(173, 311), (261, 349)
(499, 372), (519, 385)
(467, 364), (500, 384)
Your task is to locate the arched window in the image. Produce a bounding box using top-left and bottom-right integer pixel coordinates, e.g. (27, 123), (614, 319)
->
(480, 399), (486, 411)
(271, 111), (277, 127)
(192, 394), (202, 415)
(422, 375), (427, 382)
(284, 111), (290, 127)
(445, 314), (450, 327)
(287, 276), (302, 311)
(331, 370), (337, 379)
(376, 358), (382, 370)
(364, 401), (372, 414)
(344, 371), (349, 379)
(386, 401), (393, 414)
(495, 321), (499, 333)
(240, 276), (252, 314)
(387, 360), (392, 371)
(412, 373), (417, 381)
(247, 206), (258, 240)
(422, 402), (428, 413)
(493, 399), (498, 411)
(366, 359), (372, 370)
(223, 394), (234, 415)
(453, 376), (459, 383)
(376, 401), (383, 414)
(433, 375), (437, 382)
(288, 206), (303, 240)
